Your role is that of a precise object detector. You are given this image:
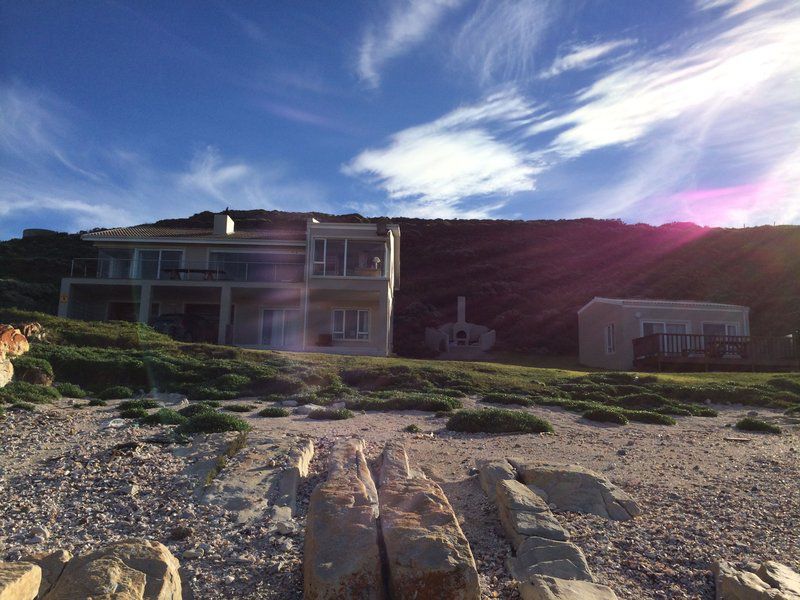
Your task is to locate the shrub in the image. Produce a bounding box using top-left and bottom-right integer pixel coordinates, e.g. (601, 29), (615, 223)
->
(224, 403), (256, 413)
(282, 391), (319, 406)
(88, 398), (107, 407)
(257, 406), (289, 417)
(616, 392), (670, 409)
(55, 382), (86, 398)
(585, 372), (657, 386)
(348, 393), (462, 412)
(0, 381), (60, 405)
(119, 407), (148, 419)
(178, 402), (220, 417)
(682, 405), (718, 417)
(99, 385), (134, 400)
(178, 411), (251, 434)
(12, 356), (54, 384)
(182, 385), (238, 401)
(141, 408), (187, 425)
(404, 424), (421, 433)
(582, 408), (629, 425)
(119, 398), (159, 411)
(735, 417), (781, 434)
(215, 373), (251, 392)
(11, 401), (36, 411)
(622, 410), (676, 425)
(0, 405), (4, 418)
(766, 377), (800, 395)
(446, 408), (554, 434)
(655, 405), (692, 416)
(481, 393), (534, 406)
(785, 405), (800, 416)
(307, 408), (354, 420)
(250, 374), (304, 396)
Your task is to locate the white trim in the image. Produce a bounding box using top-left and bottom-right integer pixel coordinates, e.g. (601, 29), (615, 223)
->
(578, 296), (749, 315)
(331, 308), (371, 342)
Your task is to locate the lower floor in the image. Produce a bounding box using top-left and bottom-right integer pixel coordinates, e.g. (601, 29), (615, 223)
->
(58, 280), (393, 356)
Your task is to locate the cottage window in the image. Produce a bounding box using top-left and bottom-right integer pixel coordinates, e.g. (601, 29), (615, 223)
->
(605, 323), (616, 354)
(332, 309), (369, 341)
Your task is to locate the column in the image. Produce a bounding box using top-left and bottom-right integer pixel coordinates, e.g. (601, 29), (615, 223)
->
(57, 280), (71, 318)
(218, 285), (231, 345)
(138, 283), (152, 324)
(378, 290), (389, 356)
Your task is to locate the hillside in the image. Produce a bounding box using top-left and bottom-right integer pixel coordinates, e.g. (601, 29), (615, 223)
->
(2, 210), (799, 355)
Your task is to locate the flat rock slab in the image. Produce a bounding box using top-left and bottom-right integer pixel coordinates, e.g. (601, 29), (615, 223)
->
(43, 539), (181, 600)
(509, 461), (641, 521)
(714, 560), (800, 600)
(379, 443), (480, 600)
(757, 562), (800, 596)
(495, 479), (569, 549)
(304, 439), (384, 600)
(520, 576), (618, 600)
(508, 536), (594, 583)
(172, 431), (247, 491)
(477, 458), (516, 502)
(0, 562), (41, 600)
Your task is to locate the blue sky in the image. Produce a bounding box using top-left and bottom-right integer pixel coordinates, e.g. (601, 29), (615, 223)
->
(1, 0), (798, 239)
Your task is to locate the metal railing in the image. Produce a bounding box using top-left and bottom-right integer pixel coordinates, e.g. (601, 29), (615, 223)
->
(68, 258), (305, 283)
(633, 333), (798, 366)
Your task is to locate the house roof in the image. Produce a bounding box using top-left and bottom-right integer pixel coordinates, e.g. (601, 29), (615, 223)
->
(82, 225), (306, 244)
(578, 296), (750, 315)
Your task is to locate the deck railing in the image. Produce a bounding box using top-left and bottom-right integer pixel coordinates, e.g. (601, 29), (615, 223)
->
(68, 258), (305, 283)
(633, 333), (798, 367)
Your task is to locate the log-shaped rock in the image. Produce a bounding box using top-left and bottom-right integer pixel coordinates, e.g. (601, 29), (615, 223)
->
(519, 575), (618, 600)
(476, 458), (516, 502)
(507, 536), (594, 583)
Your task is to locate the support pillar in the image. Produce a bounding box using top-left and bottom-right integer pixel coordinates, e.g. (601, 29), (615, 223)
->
(218, 286), (231, 345)
(58, 280), (71, 318)
(138, 283), (152, 324)
(378, 291), (389, 356)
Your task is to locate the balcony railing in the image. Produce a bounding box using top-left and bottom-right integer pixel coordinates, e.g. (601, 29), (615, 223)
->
(633, 333), (799, 370)
(69, 258), (305, 283)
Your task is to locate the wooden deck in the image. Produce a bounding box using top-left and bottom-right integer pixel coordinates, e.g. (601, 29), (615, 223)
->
(632, 333), (799, 371)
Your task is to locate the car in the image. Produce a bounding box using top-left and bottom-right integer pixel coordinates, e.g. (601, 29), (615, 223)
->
(150, 313), (216, 343)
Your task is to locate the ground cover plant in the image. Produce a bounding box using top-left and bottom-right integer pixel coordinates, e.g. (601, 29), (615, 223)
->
(178, 411), (251, 434)
(55, 382), (86, 398)
(223, 403), (256, 413)
(98, 385), (134, 400)
(582, 407), (629, 425)
(257, 406), (289, 417)
(735, 417), (781, 434)
(87, 398), (107, 407)
(11, 356), (54, 384)
(0, 381), (60, 405)
(9, 401), (36, 411)
(119, 406), (148, 419)
(481, 393), (534, 406)
(347, 392), (462, 412)
(141, 408), (187, 426)
(446, 408), (553, 433)
(119, 398), (159, 411)
(307, 407), (354, 420)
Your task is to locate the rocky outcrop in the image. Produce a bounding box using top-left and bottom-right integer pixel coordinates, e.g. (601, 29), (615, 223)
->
(276, 438), (315, 515)
(714, 560), (800, 600)
(17, 323), (45, 343)
(509, 461), (641, 521)
(0, 562), (41, 600)
(43, 539), (181, 600)
(507, 536), (594, 583)
(477, 458), (517, 502)
(304, 438), (384, 600)
(519, 575), (619, 600)
(21, 550), (71, 597)
(0, 325), (29, 388)
(378, 442), (480, 600)
(496, 479), (569, 550)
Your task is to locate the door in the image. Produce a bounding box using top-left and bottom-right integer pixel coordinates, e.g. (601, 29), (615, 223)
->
(261, 309), (301, 349)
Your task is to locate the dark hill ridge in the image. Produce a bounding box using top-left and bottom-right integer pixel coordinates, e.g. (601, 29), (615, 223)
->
(2, 210), (799, 355)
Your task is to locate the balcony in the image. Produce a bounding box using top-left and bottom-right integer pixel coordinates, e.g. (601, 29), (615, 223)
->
(68, 258), (305, 283)
(633, 333), (799, 371)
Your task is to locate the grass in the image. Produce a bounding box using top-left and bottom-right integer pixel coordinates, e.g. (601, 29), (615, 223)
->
(307, 408), (355, 420)
(223, 403), (256, 413)
(257, 406), (290, 417)
(446, 408), (553, 434)
(55, 382), (86, 398)
(582, 407), (629, 425)
(119, 406), (148, 419)
(0, 381), (60, 405)
(178, 411), (251, 434)
(119, 398), (159, 411)
(735, 417), (782, 434)
(10, 401), (36, 411)
(87, 398), (107, 407)
(178, 401), (221, 417)
(11, 356), (54, 384)
(347, 392), (462, 412)
(622, 410), (677, 425)
(481, 393), (534, 406)
(98, 385), (134, 400)
(141, 408), (187, 426)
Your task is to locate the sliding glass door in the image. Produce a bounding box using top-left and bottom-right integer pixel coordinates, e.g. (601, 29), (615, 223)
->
(260, 309), (301, 349)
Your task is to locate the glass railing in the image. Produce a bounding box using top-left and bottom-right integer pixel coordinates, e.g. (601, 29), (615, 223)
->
(69, 258), (305, 282)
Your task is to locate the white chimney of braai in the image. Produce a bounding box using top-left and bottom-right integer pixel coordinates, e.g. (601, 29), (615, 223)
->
(213, 213), (235, 235)
(457, 296), (466, 324)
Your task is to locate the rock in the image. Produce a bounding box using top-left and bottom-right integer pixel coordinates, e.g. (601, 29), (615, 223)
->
(330, 402), (346, 409)
(276, 521), (296, 535)
(168, 527), (193, 541)
(17, 322), (45, 342)
(519, 575), (618, 599)
(477, 458), (517, 502)
(495, 480), (568, 549)
(21, 550), (71, 597)
(281, 400), (298, 407)
(275, 439), (315, 515)
(105, 418), (127, 429)
(0, 562), (41, 600)
(756, 561), (800, 596)
(294, 404), (324, 415)
(182, 548), (204, 560)
(44, 539), (181, 600)
(378, 443), (480, 600)
(0, 326), (30, 359)
(509, 461), (641, 521)
(496, 480), (551, 514)
(304, 438), (384, 600)
(507, 536), (594, 583)
(0, 360), (12, 388)
(28, 527), (49, 541)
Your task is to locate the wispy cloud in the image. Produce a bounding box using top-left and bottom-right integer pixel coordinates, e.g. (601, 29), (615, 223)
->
(695, 0), (772, 17)
(538, 39), (635, 79)
(357, 0), (464, 88)
(343, 89), (540, 216)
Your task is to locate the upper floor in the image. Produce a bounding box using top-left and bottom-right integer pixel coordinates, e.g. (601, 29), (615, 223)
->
(67, 214), (400, 289)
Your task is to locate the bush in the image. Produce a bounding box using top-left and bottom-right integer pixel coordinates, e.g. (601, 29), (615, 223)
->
(622, 410), (676, 425)
(215, 373), (251, 392)
(785, 405), (800, 416)
(251, 374), (304, 396)
(582, 408), (629, 425)
(120, 407), (148, 419)
(404, 424), (421, 433)
(10, 401), (36, 411)
(0, 381), (60, 405)
(585, 372), (657, 386)
(766, 377), (800, 395)
(735, 417), (781, 434)
(0, 405), (4, 418)
(446, 408), (554, 434)
(99, 385), (134, 400)
(182, 385), (238, 401)
(178, 411), (251, 434)
(224, 403), (256, 413)
(55, 382), (86, 398)
(257, 406), (290, 418)
(119, 398), (159, 411)
(481, 393), (534, 406)
(141, 408), (187, 426)
(178, 401), (221, 417)
(307, 408), (354, 420)
(12, 356), (54, 384)
(616, 392), (670, 409)
(88, 398), (107, 407)
(348, 393), (462, 412)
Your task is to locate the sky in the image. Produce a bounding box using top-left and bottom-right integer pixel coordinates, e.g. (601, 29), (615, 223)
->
(1, 0), (799, 239)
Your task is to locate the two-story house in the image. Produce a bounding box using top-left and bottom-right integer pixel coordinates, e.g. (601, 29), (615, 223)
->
(58, 214), (400, 356)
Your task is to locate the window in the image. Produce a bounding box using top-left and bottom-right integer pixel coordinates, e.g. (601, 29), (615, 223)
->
(702, 323), (738, 336)
(643, 321), (687, 335)
(137, 249), (183, 280)
(605, 323), (616, 354)
(209, 251), (304, 282)
(332, 309), (369, 341)
(312, 238), (386, 277)
(97, 249), (134, 278)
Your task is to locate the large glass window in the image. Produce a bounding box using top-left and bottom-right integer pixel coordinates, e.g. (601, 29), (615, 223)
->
(312, 238), (386, 277)
(137, 250), (183, 279)
(97, 249), (134, 278)
(209, 252), (304, 282)
(332, 309), (369, 341)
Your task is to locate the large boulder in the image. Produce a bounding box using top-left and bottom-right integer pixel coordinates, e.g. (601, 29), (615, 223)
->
(0, 562), (41, 600)
(477, 458), (516, 502)
(507, 536), (594, 583)
(43, 539), (181, 600)
(378, 443), (480, 600)
(495, 480), (569, 549)
(0, 325), (29, 389)
(519, 575), (618, 600)
(509, 461), (641, 521)
(757, 562), (800, 597)
(304, 439), (384, 600)
(713, 560), (800, 600)
(21, 550), (72, 597)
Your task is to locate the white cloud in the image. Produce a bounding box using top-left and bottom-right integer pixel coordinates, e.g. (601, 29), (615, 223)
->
(344, 90), (540, 215)
(538, 39), (635, 79)
(453, 0), (556, 85)
(357, 0), (464, 88)
(695, 0), (772, 17)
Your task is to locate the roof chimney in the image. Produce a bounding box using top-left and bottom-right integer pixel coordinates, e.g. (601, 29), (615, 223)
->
(213, 213), (234, 235)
